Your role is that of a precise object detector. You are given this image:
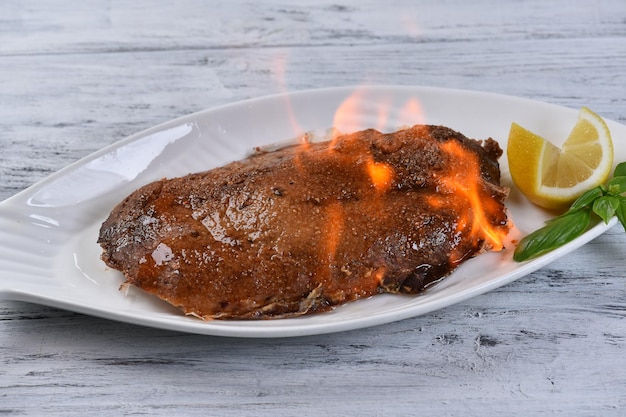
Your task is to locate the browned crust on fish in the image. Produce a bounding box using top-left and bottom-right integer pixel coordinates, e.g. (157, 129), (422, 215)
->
(98, 125), (510, 319)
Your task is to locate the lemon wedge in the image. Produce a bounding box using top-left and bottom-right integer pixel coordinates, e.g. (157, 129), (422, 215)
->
(507, 107), (613, 210)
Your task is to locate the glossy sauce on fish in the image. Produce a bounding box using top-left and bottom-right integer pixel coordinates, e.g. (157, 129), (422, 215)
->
(98, 125), (510, 319)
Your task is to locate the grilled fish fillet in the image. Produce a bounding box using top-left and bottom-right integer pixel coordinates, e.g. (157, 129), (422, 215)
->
(98, 125), (510, 319)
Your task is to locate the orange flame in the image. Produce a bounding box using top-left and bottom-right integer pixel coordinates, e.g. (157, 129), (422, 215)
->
(320, 202), (345, 270)
(438, 141), (508, 251)
(332, 89), (394, 136)
(366, 160), (394, 192)
(273, 52), (307, 138)
(398, 98), (426, 127)
(332, 89), (364, 131)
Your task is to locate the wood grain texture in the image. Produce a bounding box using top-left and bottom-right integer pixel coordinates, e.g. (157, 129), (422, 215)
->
(2, 1), (626, 415)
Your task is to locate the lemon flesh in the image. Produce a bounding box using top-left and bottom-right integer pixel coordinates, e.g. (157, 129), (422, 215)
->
(507, 107), (613, 211)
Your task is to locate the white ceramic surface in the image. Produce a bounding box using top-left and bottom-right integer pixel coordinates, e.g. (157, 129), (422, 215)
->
(0, 85), (621, 337)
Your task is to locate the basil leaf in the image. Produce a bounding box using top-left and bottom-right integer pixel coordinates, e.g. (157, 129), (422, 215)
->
(513, 209), (591, 262)
(608, 176), (626, 196)
(568, 186), (605, 212)
(614, 162), (626, 178)
(514, 159), (626, 264)
(616, 197), (626, 232)
(592, 195), (620, 223)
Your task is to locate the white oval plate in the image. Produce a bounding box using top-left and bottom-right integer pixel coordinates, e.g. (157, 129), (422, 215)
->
(0, 86), (622, 338)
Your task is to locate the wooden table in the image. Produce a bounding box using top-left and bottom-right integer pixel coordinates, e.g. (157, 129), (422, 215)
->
(2, 1), (626, 415)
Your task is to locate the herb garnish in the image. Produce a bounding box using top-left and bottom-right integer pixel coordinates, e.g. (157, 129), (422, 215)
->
(513, 162), (626, 262)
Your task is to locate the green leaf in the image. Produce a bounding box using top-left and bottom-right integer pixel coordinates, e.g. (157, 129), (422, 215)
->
(513, 209), (591, 262)
(616, 197), (626, 232)
(592, 195), (620, 223)
(513, 159), (626, 263)
(607, 176), (626, 196)
(614, 162), (626, 178)
(568, 186), (605, 212)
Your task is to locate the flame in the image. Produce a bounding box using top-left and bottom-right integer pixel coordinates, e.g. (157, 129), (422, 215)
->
(332, 91), (426, 136)
(273, 52), (307, 137)
(398, 98), (425, 127)
(332, 89), (389, 134)
(322, 203), (345, 263)
(366, 160), (394, 192)
(438, 141), (508, 252)
(331, 90), (361, 140)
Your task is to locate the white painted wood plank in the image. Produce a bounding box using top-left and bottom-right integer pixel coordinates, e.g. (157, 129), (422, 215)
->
(2, 1), (626, 415)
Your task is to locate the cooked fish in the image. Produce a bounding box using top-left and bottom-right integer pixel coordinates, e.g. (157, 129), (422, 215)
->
(98, 125), (510, 319)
